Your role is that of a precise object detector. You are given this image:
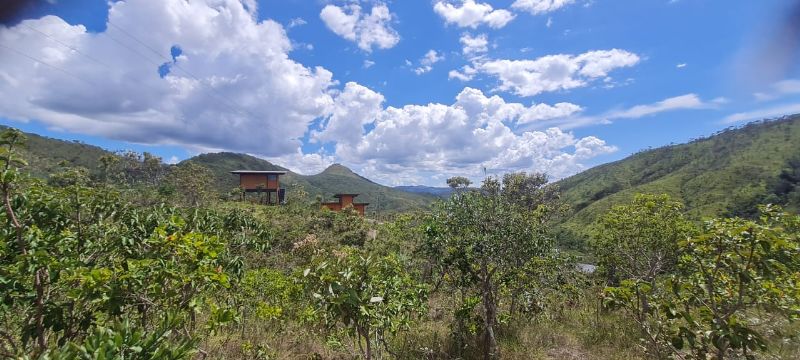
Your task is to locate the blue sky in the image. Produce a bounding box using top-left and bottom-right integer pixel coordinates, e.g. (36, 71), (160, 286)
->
(1, 0), (800, 185)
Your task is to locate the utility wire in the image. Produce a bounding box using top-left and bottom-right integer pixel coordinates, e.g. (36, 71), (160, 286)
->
(107, 20), (264, 121)
(20, 22), (110, 69)
(0, 42), (97, 87)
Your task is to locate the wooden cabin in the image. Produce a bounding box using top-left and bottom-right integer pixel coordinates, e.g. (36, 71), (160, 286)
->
(322, 193), (369, 216)
(230, 170), (286, 204)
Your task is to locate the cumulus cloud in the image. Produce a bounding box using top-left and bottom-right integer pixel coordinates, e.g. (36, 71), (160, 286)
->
(414, 50), (445, 75)
(460, 33), (488, 58)
(320, 2), (399, 52)
(0, 0), (338, 160)
(314, 82), (385, 146)
(478, 49), (640, 97)
(270, 149), (336, 175)
(511, 0), (576, 15)
(433, 0), (515, 29)
(331, 87), (609, 184)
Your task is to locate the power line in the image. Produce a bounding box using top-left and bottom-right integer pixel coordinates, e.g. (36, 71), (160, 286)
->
(106, 20), (264, 121)
(8, 20), (268, 129)
(20, 22), (109, 69)
(0, 42), (97, 87)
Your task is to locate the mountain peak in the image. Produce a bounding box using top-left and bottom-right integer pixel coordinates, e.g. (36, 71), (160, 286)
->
(321, 163), (356, 176)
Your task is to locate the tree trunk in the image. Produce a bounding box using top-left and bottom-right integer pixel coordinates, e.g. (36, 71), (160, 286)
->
(358, 326), (372, 360)
(481, 264), (498, 360)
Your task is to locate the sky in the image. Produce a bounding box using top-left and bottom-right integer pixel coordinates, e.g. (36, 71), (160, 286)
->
(1, 0), (800, 186)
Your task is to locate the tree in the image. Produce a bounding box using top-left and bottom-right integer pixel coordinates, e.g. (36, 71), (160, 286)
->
(604, 206), (800, 359)
(301, 249), (427, 360)
(422, 174), (558, 359)
(446, 176), (472, 190)
(593, 194), (695, 285)
(166, 161), (216, 207)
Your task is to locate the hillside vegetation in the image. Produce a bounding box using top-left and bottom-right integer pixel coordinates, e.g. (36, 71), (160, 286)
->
(0, 125), (111, 178)
(555, 115), (800, 242)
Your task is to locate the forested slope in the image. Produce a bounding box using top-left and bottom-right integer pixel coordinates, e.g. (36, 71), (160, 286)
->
(556, 115), (800, 238)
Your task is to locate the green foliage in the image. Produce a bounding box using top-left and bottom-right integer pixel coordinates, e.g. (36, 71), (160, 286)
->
(165, 161), (217, 207)
(39, 315), (197, 360)
(238, 268), (304, 325)
(593, 194), (695, 284)
(446, 176), (472, 190)
(421, 173), (562, 359)
(603, 206), (800, 359)
(301, 249), (428, 359)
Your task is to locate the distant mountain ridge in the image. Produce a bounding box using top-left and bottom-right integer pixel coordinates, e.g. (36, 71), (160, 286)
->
(393, 185), (454, 197)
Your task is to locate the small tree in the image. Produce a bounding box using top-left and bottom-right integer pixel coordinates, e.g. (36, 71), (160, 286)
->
(593, 194), (695, 285)
(301, 250), (427, 360)
(423, 174), (558, 359)
(166, 161), (216, 207)
(446, 176), (472, 190)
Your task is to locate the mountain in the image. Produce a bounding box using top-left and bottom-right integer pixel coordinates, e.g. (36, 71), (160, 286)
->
(555, 115), (800, 240)
(0, 125), (112, 178)
(394, 185), (454, 197)
(186, 153), (437, 213)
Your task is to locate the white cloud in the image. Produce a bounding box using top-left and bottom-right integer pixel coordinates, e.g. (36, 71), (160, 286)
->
(414, 49), (445, 75)
(288, 17), (306, 28)
(511, 0), (576, 15)
(269, 149), (335, 175)
(478, 49), (640, 97)
(433, 0), (515, 29)
(363, 59), (375, 68)
(0, 0), (339, 159)
(460, 33), (488, 58)
(518, 93), (724, 131)
(676, 63), (687, 68)
(314, 82), (384, 146)
(722, 103), (800, 124)
(449, 65), (477, 81)
(330, 87), (607, 184)
(752, 79), (800, 101)
(320, 2), (399, 52)
(606, 94), (710, 119)
(518, 102), (583, 124)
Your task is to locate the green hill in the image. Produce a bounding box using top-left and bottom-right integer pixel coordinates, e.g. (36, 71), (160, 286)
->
(555, 115), (800, 239)
(185, 152), (436, 213)
(0, 125), (112, 178)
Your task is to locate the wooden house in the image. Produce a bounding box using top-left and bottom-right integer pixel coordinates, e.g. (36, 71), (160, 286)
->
(230, 170), (286, 204)
(321, 193), (369, 216)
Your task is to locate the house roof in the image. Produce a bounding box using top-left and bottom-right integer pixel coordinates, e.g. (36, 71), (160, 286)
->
(333, 193), (359, 198)
(230, 170), (287, 175)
